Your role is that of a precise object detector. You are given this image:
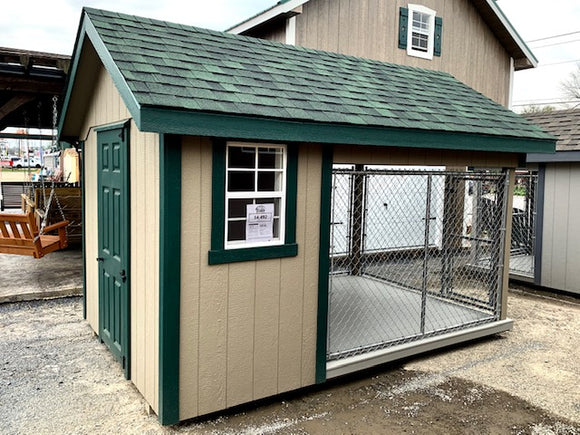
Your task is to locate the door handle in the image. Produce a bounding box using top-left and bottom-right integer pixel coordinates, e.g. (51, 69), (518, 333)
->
(96, 257), (104, 262)
(120, 269), (127, 283)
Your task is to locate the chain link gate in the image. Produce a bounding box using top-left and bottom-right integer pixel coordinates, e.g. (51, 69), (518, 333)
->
(328, 167), (509, 361)
(509, 172), (538, 278)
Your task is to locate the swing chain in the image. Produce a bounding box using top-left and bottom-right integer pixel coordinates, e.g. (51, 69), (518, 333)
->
(40, 96), (67, 233)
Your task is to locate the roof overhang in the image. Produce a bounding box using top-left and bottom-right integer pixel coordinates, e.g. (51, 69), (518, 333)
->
(58, 11), (141, 141)
(227, 0), (307, 35)
(0, 47), (70, 131)
(138, 105), (554, 154)
(228, 0), (538, 71)
(527, 150), (580, 163)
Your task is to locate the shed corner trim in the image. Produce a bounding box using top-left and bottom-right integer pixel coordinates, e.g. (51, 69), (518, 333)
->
(158, 134), (182, 425)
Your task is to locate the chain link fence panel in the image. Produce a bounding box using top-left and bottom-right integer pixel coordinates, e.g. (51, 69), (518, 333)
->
(328, 167), (509, 361)
(510, 172), (538, 278)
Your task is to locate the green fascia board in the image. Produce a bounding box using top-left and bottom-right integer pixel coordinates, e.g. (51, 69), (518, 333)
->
(58, 10), (142, 138)
(139, 106), (556, 154)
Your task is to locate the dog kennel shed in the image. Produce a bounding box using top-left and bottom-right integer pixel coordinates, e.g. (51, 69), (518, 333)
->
(59, 8), (555, 425)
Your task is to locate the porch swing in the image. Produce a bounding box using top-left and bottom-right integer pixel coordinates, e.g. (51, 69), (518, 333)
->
(0, 97), (69, 259)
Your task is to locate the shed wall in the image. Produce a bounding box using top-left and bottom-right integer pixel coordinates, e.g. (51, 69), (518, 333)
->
(179, 139), (322, 420)
(80, 64), (160, 412)
(540, 163), (580, 294)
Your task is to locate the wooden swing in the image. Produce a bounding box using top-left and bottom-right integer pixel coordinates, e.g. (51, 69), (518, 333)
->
(0, 211), (69, 258)
(0, 96), (70, 258)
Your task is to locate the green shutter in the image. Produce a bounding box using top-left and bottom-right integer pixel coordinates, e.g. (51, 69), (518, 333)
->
(434, 16), (442, 57)
(398, 7), (408, 49)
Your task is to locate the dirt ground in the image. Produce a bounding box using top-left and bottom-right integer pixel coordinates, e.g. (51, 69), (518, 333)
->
(0, 288), (578, 434)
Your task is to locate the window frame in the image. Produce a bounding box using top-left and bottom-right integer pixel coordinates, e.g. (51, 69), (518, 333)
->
(407, 4), (436, 60)
(224, 142), (287, 249)
(209, 140), (298, 265)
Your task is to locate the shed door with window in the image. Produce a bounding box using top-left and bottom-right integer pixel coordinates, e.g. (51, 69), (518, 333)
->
(97, 124), (130, 378)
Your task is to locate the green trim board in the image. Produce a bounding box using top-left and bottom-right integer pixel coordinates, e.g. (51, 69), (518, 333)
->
(208, 139), (299, 265)
(158, 134), (182, 426)
(316, 145), (333, 384)
(140, 106), (553, 154)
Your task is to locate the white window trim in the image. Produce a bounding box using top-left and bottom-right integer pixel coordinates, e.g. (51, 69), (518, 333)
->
(407, 4), (436, 60)
(224, 142), (287, 250)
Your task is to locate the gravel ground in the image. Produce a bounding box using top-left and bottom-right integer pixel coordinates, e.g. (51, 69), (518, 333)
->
(0, 290), (578, 434)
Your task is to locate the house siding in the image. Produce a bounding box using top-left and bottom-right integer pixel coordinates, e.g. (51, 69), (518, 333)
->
(540, 163), (580, 294)
(179, 139), (321, 420)
(80, 63), (160, 413)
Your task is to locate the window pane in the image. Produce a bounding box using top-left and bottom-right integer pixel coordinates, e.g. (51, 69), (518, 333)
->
(273, 217), (280, 238)
(228, 146), (255, 169)
(412, 33), (429, 51)
(229, 199), (253, 218)
(258, 172), (275, 191)
(256, 198), (280, 216)
(258, 147), (283, 169)
(412, 12), (429, 31)
(228, 171), (255, 191)
(227, 220), (246, 241)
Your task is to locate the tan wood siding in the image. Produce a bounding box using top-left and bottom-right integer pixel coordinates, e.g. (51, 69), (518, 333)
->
(179, 140), (322, 420)
(540, 164), (580, 294)
(284, 0), (512, 105)
(129, 126), (160, 412)
(79, 63), (160, 413)
(333, 145), (519, 167)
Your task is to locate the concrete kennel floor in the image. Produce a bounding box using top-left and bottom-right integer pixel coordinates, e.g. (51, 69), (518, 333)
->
(509, 254), (534, 278)
(327, 275), (494, 360)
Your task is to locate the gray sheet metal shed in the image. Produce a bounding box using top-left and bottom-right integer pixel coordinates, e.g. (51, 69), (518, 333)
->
(59, 8), (555, 424)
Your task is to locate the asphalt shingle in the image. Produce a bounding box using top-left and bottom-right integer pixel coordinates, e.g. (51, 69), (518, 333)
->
(83, 7), (552, 141)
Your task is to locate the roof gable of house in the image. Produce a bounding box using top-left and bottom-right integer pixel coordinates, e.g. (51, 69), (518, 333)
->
(59, 8), (554, 154)
(228, 0), (537, 70)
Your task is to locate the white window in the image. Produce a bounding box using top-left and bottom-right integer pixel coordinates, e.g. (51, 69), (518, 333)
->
(407, 4), (436, 60)
(225, 142), (286, 249)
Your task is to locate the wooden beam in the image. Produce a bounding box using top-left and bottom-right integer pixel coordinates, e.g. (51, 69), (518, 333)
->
(0, 132), (54, 140)
(0, 95), (35, 119)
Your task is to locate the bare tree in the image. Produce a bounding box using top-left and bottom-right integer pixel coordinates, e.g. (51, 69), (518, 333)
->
(560, 63), (580, 104)
(520, 105), (555, 115)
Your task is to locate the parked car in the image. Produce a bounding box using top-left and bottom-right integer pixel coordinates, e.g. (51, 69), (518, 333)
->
(11, 157), (42, 169)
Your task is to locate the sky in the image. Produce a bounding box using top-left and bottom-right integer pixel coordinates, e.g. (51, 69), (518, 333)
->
(0, 0), (579, 112)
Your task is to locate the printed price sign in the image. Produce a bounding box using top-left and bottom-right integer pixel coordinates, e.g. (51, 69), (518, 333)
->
(246, 203), (274, 242)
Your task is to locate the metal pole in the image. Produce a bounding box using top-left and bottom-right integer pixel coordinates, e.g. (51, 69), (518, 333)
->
(420, 175), (432, 335)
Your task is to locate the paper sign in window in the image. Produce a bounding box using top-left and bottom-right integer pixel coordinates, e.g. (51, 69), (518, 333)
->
(246, 203), (274, 242)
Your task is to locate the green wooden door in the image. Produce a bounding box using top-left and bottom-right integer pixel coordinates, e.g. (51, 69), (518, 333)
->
(97, 125), (130, 378)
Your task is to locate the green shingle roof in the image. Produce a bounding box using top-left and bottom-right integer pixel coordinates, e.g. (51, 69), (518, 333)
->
(60, 8), (555, 153)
